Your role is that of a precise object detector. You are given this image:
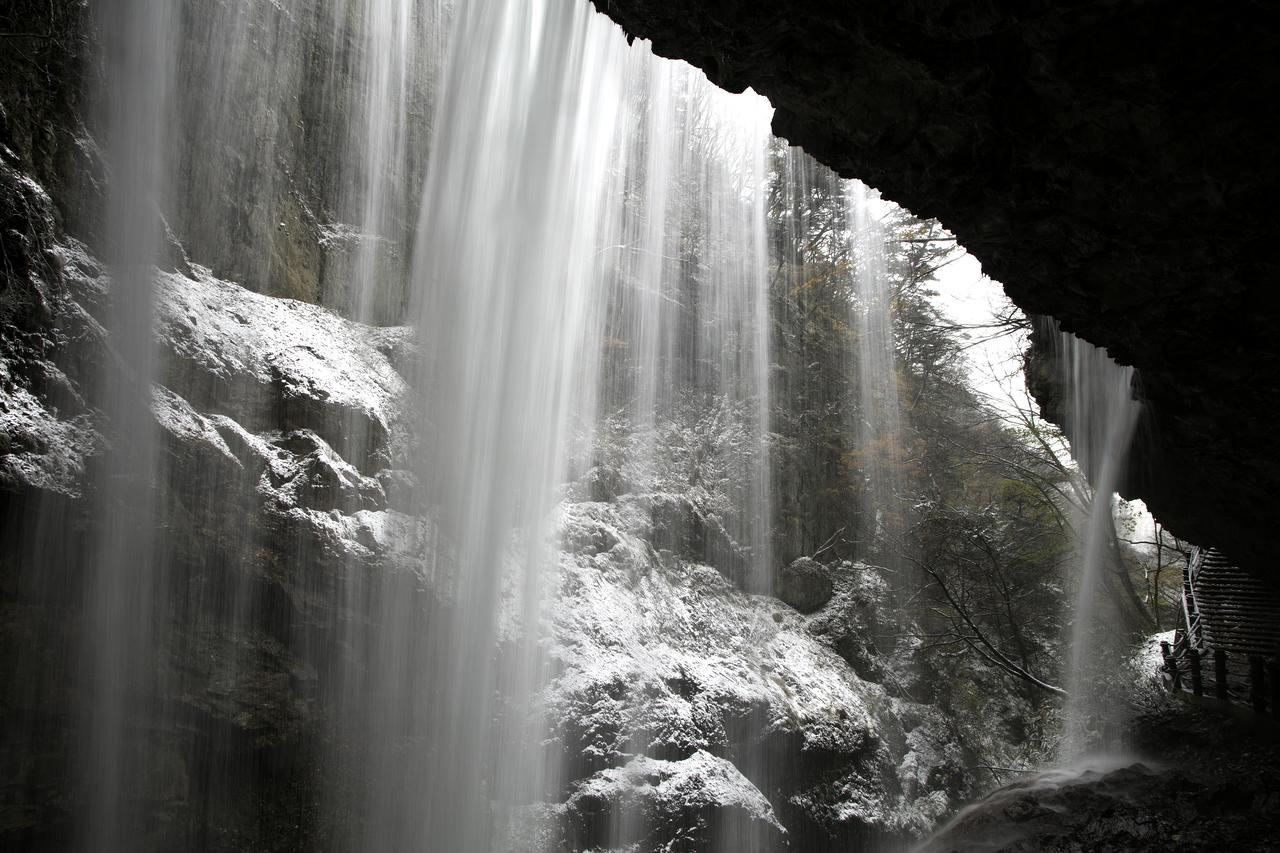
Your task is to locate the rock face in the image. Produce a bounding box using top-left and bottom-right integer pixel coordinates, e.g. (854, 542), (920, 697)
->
(549, 501), (972, 848)
(0, 147), (427, 848)
(588, 0), (1280, 578)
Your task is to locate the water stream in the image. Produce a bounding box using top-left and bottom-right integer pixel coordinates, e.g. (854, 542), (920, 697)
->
(336, 0), (778, 845)
(1044, 321), (1143, 758)
(848, 181), (904, 567)
(82, 1), (173, 849)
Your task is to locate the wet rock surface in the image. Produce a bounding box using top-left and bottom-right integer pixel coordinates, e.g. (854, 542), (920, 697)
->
(919, 760), (1185, 853)
(589, 0), (1280, 578)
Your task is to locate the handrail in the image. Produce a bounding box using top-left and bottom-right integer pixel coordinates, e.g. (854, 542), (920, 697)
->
(1161, 545), (1279, 717)
(1188, 545), (1205, 586)
(1161, 637), (1278, 714)
(1182, 549), (1204, 648)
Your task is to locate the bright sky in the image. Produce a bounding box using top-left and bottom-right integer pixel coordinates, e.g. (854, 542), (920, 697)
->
(928, 244), (1160, 550)
(929, 247), (1028, 413)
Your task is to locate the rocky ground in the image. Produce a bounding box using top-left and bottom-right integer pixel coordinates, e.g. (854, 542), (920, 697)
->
(917, 657), (1280, 853)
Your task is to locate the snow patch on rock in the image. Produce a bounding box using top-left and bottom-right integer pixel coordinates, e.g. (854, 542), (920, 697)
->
(153, 267), (412, 471)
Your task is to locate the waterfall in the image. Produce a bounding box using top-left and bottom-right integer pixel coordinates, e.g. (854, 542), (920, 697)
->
(5, 0), (1228, 844)
(341, 0), (419, 324)
(45, 0), (824, 846)
(378, 1), (628, 846)
(1045, 321), (1142, 758)
(82, 0), (173, 849)
(848, 181), (904, 566)
(389, 0), (775, 845)
(174, 0), (443, 315)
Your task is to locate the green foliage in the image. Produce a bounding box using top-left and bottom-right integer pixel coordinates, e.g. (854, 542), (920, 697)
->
(766, 146), (861, 558)
(765, 143), (1081, 773)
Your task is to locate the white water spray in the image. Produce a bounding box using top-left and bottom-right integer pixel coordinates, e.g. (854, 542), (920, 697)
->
(1047, 321), (1142, 758)
(848, 181), (904, 565)
(82, 1), (173, 849)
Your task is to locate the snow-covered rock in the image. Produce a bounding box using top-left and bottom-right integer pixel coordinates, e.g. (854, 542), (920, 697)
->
(564, 750), (787, 851)
(547, 499), (970, 848)
(0, 163), (102, 498)
(0, 375), (97, 496)
(151, 266), (413, 472)
(804, 560), (896, 684)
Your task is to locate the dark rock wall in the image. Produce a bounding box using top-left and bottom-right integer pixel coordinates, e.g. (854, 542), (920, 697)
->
(170, 0), (438, 318)
(3, 0), (438, 321)
(0, 1), (96, 239)
(590, 0), (1280, 575)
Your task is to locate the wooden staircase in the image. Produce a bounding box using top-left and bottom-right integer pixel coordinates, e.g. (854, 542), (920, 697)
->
(1164, 547), (1280, 709)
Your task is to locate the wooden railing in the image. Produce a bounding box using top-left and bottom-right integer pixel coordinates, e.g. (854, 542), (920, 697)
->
(1182, 547), (1205, 648)
(1161, 545), (1280, 717)
(1161, 636), (1280, 716)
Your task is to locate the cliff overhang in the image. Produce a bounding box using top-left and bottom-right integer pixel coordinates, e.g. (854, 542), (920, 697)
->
(591, 0), (1280, 574)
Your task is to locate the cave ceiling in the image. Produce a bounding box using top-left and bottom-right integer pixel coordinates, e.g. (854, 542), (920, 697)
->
(592, 0), (1280, 574)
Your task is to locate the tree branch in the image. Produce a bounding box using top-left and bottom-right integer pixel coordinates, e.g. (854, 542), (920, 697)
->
(916, 559), (1068, 697)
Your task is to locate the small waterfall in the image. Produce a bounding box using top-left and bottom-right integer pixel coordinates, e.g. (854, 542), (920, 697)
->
(340, 0), (419, 324)
(173, 0), (443, 314)
(769, 159), (909, 566)
(82, 0), (173, 848)
(771, 148), (854, 559)
(383, 0), (630, 846)
(848, 181), (904, 565)
(1044, 321), (1142, 758)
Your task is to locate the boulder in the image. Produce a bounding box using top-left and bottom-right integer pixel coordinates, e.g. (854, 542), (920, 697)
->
(564, 751), (787, 852)
(777, 556), (834, 613)
(804, 562), (894, 683)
